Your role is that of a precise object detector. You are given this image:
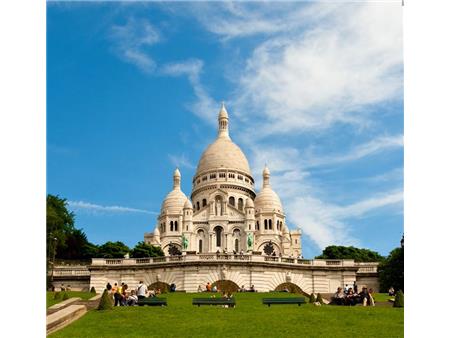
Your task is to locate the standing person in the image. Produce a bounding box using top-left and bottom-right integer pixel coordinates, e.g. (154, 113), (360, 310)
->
(136, 281), (147, 300)
(206, 282), (211, 292)
(353, 281), (358, 294)
(113, 283), (122, 306)
(344, 284), (350, 294)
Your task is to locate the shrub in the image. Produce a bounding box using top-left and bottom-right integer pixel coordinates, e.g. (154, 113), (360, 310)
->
(316, 293), (324, 305)
(90, 286), (96, 293)
(309, 293), (316, 303)
(393, 290), (404, 308)
(97, 290), (113, 310)
(62, 292), (69, 300)
(53, 292), (61, 300)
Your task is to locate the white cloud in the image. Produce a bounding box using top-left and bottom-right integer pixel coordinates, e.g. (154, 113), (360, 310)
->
(196, 2), (403, 137)
(68, 201), (157, 215)
(110, 17), (160, 73)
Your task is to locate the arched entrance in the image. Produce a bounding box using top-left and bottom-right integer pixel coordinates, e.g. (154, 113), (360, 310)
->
(211, 280), (240, 293)
(274, 282), (309, 296)
(148, 282), (170, 293)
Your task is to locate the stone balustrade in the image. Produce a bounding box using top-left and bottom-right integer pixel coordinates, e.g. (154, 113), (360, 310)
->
(89, 254), (378, 272)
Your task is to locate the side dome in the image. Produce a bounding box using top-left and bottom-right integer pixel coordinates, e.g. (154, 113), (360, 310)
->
(161, 168), (187, 214)
(183, 199), (193, 209)
(254, 165), (284, 213)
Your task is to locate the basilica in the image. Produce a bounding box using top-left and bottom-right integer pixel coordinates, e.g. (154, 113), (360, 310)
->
(144, 104), (301, 257)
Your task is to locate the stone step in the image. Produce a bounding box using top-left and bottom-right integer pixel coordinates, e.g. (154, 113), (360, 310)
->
(48, 297), (81, 311)
(46, 304), (87, 335)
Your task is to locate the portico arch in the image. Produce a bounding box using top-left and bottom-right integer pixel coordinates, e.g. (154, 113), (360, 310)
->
(211, 280), (240, 293)
(274, 282), (309, 296)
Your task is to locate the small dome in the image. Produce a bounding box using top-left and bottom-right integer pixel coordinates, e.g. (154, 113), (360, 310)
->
(154, 226), (160, 237)
(161, 189), (187, 214)
(245, 198), (254, 208)
(255, 187), (284, 213)
(184, 199), (193, 209)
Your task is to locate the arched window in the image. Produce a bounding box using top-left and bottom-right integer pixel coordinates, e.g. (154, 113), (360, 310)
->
(214, 226), (223, 247)
(198, 239), (203, 253)
(256, 221), (260, 230)
(229, 196), (235, 207)
(269, 219), (272, 230)
(280, 221), (283, 229)
(202, 199), (207, 207)
(238, 198), (243, 211)
(264, 219), (268, 230)
(235, 238), (239, 253)
(170, 221), (174, 231)
(276, 220), (280, 230)
(196, 201), (200, 210)
(174, 221), (178, 231)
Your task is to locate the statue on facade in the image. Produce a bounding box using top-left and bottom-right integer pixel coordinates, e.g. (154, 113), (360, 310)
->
(216, 200), (222, 216)
(182, 234), (188, 250)
(247, 232), (253, 249)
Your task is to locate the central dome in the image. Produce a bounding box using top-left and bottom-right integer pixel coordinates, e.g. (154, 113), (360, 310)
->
(195, 104), (252, 177)
(196, 137), (251, 176)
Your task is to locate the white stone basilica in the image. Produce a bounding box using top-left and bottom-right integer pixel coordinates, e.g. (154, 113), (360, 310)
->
(144, 104), (301, 257)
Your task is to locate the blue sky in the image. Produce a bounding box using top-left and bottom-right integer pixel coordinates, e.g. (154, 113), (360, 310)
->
(47, 1), (403, 259)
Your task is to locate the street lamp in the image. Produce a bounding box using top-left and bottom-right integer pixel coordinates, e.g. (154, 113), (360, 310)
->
(50, 237), (57, 289)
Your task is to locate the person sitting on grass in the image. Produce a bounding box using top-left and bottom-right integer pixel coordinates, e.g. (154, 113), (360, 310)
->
(148, 289), (155, 297)
(239, 285), (246, 292)
(250, 285), (256, 292)
(197, 285), (203, 292)
(388, 286), (395, 296)
(359, 287), (370, 306)
(368, 288), (375, 306)
(332, 287), (345, 305)
(212, 285), (218, 292)
(121, 284), (129, 306)
(345, 288), (357, 306)
(206, 282), (212, 292)
(127, 290), (138, 306)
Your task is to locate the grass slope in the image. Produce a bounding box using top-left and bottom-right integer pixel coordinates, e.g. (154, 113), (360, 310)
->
(47, 291), (95, 308)
(49, 292), (403, 338)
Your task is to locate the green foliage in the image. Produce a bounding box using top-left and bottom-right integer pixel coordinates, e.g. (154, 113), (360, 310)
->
(378, 247), (404, 292)
(90, 286), (96, 293)
(97, 241), (130, 258)
(316, 293), (324, 304)
(62, 292), (69, 300)
(393, 290), (404, 308)
(97, 290), (114, 311)
(130, 241), (164, 258)
(53, 292), (61, 300)
(309, 293), (316, 303)
(315, 245), (384, 262)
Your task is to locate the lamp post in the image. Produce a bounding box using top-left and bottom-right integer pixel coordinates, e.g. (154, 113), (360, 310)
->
(50, 237), (57, 289)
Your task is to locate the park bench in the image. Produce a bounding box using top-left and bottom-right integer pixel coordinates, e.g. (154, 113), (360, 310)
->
(192, 298), (236, 308)
(137, 297), (167, 306)
(262, 297), (306, 307)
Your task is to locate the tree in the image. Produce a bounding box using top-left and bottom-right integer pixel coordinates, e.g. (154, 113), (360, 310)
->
(378, 246), (404, 292)
(97, 241), (130, 258)
(57, 228), (99, 260)
(47, 194), (76, 262)
(393, 290), (404, 308)
(315, 245), (384, 262)
(130, 241), (164, 258)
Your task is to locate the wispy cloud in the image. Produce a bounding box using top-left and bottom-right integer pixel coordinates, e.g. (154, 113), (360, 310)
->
(68, 201), (157, 215)
(110, 17), (160, 73)
(168, 153), (195, 170)
(306, 135), (404, 168)
(161, 59), (217, 124)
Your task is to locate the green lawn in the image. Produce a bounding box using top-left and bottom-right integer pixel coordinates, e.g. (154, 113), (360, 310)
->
(47, 291), (95, 308)
(49, 292), (403, 338)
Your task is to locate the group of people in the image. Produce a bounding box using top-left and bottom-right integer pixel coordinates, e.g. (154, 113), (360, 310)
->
(105, 281), (161, 306)
(332, 283), (375, 306)
(198, 283), (256, 293)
